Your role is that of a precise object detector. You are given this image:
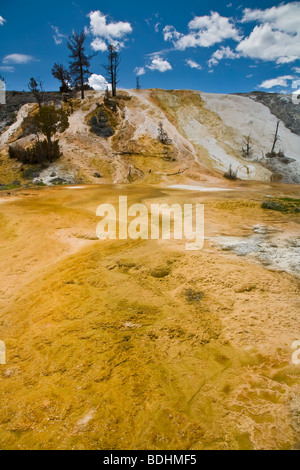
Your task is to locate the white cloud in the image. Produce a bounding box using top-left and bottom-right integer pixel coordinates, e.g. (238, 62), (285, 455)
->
(0, 16), (6, 26)
(3, 54), (35, 64)
(292, 79), (300, 89)
(88, 10), (132, 51)
(145, 13), (161, 33)
(90, 38), (108, 52)
(163, 25), (182, 42)
(293, 67), (300, 73)
(208, 46), (240, 67)
(147, 57), (172, 73)
(0, 66), (14, 73)
(88, 74), (111, 91)
(186, 59), (202, 70)
(208, 58), (218, 68)
(238, 3), (300, 64)
(258, 75), (295, 89)
(51, 26), (66, 45)
(163, 12), (241, 50)
(134, 67), (146, 76)
(242, 3), (300, 33)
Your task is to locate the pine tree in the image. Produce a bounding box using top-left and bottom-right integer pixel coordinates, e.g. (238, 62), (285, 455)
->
(68, 31), (92, 99)
(28, 77), (44, 109)
(103, 45), (120, 98)
(52, 63), (71, 93)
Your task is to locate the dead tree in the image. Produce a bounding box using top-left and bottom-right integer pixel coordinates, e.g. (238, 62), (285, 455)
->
(224, 165), (238, 181)
(103, 45), (120, 98)
(242, 134), (253, 158)
(68, 31), (92, 100)
(28, 77), (44, 109)
(136, 76), (141, 90)
(271, 121), (280, 154)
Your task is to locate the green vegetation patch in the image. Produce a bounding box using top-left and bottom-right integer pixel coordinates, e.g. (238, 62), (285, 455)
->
(262, 198), (300, 214)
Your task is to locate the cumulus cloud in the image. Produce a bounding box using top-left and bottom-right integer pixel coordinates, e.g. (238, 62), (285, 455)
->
(258, 75), (295, 89)
(90, 38), (108, 52)
(134, 67), (146, 76)
(242, 3), (300, 33)
(88, 74), (111, 91)
(3, 54), (35, 64)
(51, 26), (66, 45)
(186, 59), (202, 70)
(147, 57), (172, 73)
(163, 25), (182, 43)
(0, 16), (6, 26)
(237, 3), (300, 63)
(293, 67), (300, 73)
(208, 46), (240, 67)
(163, 12), (241, 50)
(88, 10), (132, 51)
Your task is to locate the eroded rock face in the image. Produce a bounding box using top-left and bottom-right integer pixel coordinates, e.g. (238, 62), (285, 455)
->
(1, 89), (300, 187)
(0, 92), (65, 135)
(89, 109), (114, 138)
(239, 92), (300, 136)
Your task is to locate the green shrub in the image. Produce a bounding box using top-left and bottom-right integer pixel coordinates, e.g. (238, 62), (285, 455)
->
(262, 201), (286, 212)
(224, 165), (238, 180)
(9, 139), (61, 165)
(89, 109), (114, 138)
(262, 198), (300, 214)
(266, 150), (285, 159)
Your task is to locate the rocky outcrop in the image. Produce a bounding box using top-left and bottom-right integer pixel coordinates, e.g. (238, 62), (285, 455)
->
(238, 92), (300, 136)
(0, 91), (64, 135)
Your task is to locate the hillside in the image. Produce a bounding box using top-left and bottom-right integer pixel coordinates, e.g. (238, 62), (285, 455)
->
(1, 89), (300, 188)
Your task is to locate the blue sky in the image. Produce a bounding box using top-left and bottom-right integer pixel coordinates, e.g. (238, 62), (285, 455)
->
(0, 0), (300, 94)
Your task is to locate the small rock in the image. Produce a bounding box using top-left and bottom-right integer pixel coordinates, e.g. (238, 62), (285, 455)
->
(94, 172), (101, 178)
(186, 289), (204, 302)
(23, 169), (40, 179)
(253, 225), (268, 234)
(50, 172), (56, 178)
(50, 177), (67, 185)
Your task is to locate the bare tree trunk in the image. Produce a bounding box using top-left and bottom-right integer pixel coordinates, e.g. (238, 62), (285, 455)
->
(103, 45), (120, 98)
(271, 121), (280, 154)
(111, 59), (115, 97)
(80, 62), (84, 100)
(46, 134), (53, 159)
